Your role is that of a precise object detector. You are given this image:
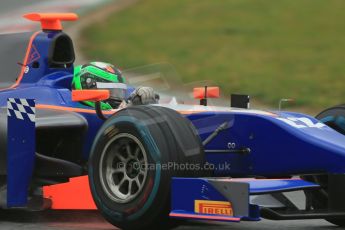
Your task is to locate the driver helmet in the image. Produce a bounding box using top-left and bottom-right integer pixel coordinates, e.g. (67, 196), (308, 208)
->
(72, 62), (127, 109)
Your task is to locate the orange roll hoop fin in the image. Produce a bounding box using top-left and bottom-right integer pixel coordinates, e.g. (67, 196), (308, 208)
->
(23, 13), (78, 30)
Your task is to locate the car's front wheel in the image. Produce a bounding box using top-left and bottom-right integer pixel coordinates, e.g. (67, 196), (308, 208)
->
(88, 105), (208, 230)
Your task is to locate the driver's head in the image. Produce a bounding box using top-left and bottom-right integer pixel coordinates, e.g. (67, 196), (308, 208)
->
(72, 62), (127, 109)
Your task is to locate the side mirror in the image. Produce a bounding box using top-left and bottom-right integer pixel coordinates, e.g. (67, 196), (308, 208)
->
(72, 90), (111, 121)
(72, 90), (110, 102)
(193, 86), (220, 106)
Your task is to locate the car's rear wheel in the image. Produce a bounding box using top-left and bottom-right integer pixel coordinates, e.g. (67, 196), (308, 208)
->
(88, 105), (208, 230)
(303, 106), (345, 227)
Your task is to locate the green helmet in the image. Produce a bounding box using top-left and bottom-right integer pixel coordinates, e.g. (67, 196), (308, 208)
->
(72, 62), (127, 109)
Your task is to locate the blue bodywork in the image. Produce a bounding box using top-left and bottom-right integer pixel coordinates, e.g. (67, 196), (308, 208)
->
(187, 111), (345, 176)
(2, 20), (345, 222)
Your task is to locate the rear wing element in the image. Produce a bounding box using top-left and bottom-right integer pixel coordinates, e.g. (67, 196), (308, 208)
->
(7, 98), (35, 207)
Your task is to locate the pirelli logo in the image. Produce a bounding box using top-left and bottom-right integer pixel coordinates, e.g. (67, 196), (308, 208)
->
(194, 200), (233, 216)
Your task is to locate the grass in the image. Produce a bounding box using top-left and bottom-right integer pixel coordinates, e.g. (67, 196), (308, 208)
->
(80, 0), (345, 112)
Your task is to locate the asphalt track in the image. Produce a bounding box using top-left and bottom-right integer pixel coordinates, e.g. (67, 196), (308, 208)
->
(0, 209), (336, 230)
(0, 1), (340, 230)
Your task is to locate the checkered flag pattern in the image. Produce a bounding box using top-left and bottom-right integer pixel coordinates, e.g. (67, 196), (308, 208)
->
(7, 98), (35, 122)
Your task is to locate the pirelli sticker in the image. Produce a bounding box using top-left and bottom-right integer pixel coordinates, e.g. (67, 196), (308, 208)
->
(195, 200), (233, 216)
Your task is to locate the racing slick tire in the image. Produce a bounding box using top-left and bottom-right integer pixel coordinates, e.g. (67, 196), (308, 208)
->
(303, 106), (345, 227)
(88, 105), (208, 230)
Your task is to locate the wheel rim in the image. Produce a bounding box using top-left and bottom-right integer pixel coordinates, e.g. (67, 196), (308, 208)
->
(99, 133), (148, 203)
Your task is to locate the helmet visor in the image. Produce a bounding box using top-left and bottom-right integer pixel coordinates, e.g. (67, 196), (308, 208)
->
(96, 82), (127, 101)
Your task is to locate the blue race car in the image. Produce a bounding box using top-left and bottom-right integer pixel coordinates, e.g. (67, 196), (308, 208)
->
(1, 12), (345, 230)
